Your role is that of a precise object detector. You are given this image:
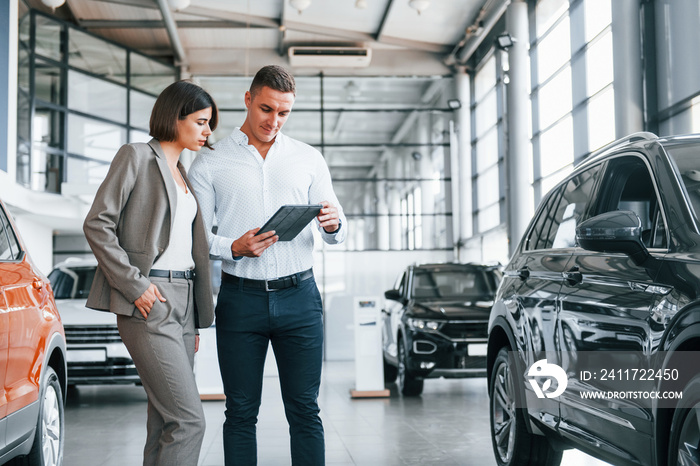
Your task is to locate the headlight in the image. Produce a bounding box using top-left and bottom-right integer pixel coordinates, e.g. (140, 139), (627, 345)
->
(407, 318), (441, 331)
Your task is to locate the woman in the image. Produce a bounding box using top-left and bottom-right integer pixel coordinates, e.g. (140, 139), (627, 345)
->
(83, 80), (217, 466)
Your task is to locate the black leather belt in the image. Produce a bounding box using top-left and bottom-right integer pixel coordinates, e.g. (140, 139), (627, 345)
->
(222, 269), (313, 291)
(149, 269), (195, 280)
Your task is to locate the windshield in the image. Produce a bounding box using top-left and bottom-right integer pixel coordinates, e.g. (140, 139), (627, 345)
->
(665, 143), (700, 228)
(48, 266), (96, 299)
(412, 269), (496, 300)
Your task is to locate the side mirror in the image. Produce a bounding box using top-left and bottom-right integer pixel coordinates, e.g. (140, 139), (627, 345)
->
(576, 210), (650, 266)
(384, 289), (402, 301)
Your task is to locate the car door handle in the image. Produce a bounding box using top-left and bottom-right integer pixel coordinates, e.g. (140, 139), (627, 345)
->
(517, 266), (530, 280)
(563, 267), (582, 286)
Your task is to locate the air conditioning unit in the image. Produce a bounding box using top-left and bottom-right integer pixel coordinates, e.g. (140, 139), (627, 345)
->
(288, 46), (372, 68)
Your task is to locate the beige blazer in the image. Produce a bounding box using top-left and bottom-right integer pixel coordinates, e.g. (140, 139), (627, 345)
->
(83, 139), (214, 328)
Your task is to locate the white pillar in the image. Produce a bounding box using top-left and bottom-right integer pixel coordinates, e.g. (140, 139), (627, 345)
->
(612, 0), (644, 137)
(454, 67), (472, 260)
(1, 0), (18, 176)
(505, 0), (531, 256)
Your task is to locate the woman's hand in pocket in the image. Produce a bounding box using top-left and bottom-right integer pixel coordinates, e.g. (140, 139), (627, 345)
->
(134, 283), (166, 319)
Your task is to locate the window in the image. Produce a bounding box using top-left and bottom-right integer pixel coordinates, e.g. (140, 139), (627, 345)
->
(596, 157), (667, 249)
(0, 208), (22, 261)
(530, 164), (602, 250)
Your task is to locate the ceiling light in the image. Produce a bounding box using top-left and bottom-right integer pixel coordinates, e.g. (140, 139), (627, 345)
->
(290, 0), (312, 14)
(447, 99), (461, 110)
(168, 0), (190, 11)
(356, 0), (368, 8)
(41, 0), (65, 10)
(496, 33), (516, 50)
(408, 0), (430, 15)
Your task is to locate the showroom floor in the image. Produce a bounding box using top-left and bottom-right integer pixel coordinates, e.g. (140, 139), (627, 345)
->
(64, 361), (610, 465)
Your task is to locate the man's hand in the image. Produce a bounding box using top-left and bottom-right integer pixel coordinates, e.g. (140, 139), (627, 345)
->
(134, 283), (166, 319)
(318, 201), (340, 233)
(195, 334), (200, 353)
(232, 228), (279, 257)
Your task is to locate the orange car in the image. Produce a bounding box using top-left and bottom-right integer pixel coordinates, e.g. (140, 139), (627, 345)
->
(0, 199), (67, 466)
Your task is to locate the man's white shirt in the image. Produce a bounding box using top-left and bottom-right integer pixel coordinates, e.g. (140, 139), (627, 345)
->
(188, 128), (346, 280)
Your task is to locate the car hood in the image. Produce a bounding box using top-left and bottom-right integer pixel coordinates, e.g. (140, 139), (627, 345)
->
(54, 299), (117, 326)
(410, 299), (493, 319)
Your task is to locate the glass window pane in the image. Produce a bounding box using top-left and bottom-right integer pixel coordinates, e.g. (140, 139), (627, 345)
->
(69, 28), (127, 82)
(18, 47), (30, 93)
(35, 59), (62, 105)
(538, 66), (572, 129)
(0, 211), (17, 261)
(68, 70), (127, 123)
(586, 30), (614, 96)
(129, 53), (176, 95)
(130, 90), (156, 131)
(478, 203), (500, 233)
(475, 126), (498, 172)
(477, 165), (500, 208)
(540, 115), (574, 178)
(35, 15), (62, 61)
(587, 86), (615, 152)
(584, 0), (612, 42)
(17, 92), (30, 142)
(129, 130), (151, 144)
(475, 55), (496, 102)
(33, 107), (63, 150)
(537, 16), (571, 81)
(540, 166), (572, 195)
(475, 90), (498, 138)
(537, 0), (569, 36)
(691, 95), (700, 132)
(67, 114), (126, 162)
(66, 156), (110, 186)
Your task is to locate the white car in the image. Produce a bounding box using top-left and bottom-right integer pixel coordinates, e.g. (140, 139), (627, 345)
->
(48, 258), (140, 385)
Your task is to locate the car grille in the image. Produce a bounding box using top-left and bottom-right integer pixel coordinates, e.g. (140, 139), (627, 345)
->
(65, 325), (123, 344)
(441, 321), (488, 340)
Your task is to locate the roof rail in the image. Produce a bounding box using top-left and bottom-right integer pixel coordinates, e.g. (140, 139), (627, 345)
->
(590, 131), (658, 158)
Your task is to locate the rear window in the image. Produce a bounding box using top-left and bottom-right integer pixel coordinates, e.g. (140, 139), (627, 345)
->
(48, 266), (96, 299)
(412, 268), (496, 300)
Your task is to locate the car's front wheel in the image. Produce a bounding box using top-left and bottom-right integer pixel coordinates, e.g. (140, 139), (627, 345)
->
(669, 373), (700, 465)
(27, 366), (64, 466)
(398, 340), (423, 396)
(490, 347), (561, 466)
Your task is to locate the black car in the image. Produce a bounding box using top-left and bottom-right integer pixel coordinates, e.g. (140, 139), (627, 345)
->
(487, 132), (700, 466)
(382, 263), (501, 396)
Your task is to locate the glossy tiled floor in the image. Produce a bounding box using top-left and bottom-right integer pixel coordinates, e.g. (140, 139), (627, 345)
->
(64, 361), (611, 465)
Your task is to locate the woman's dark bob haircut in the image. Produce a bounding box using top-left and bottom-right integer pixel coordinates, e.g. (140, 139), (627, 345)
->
(150, 80), (218, 150)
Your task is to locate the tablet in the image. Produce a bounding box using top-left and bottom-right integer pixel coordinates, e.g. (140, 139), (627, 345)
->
(255, 204), (322, 241)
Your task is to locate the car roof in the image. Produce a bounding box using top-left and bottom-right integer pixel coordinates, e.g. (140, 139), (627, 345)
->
(413, 262), (500, 270)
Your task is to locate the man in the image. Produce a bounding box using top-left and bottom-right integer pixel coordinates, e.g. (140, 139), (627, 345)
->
(188, 65), (345, 465)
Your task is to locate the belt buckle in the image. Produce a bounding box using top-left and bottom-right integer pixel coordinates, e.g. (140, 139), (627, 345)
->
(264, 279), (271, 292)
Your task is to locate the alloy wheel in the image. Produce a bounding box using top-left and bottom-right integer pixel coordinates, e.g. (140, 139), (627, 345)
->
(41, 384), (62, 466)
(492, 359), (516, 462)
(677, 404), (700, 466)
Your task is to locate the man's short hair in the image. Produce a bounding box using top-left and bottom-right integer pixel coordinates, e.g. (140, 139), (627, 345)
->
(150, 80), (218, 149)
(250, 65), (296, 97)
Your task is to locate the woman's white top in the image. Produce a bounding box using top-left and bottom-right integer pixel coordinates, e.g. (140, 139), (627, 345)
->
(152, 185), (196, 271)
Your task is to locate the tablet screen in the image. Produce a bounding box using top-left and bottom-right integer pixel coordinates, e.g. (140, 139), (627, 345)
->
(255, 204), (322, 241)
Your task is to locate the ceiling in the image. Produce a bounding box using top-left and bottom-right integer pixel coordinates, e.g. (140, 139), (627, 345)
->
(21, 0), (510, 214)
(24, 0), (508, 77)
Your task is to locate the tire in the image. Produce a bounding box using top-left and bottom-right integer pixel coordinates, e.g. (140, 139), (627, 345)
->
(27, 366), (64, 466)
(397, 340), (423, 396)
(668, 373), (700, 465)
(490, 347), (562, 466)
(383, 355), (398, 383)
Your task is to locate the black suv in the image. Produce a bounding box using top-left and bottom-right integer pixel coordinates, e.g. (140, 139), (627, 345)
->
(487, 132), (700, 466)
(382, 263), (501, 396)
